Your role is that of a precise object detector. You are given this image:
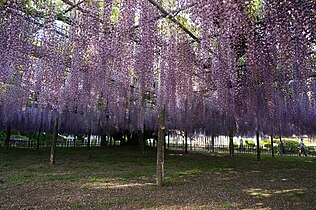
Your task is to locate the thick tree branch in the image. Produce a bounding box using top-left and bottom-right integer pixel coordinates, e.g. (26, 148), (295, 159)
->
(61, 0), (86, 15)
(147, 0), (200, 42)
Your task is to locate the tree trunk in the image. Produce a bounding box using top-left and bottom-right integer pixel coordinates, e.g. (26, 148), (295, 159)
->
(256, 130), (260, 161)
(4, 123), (11, 150)
(157, 106), (165, 187)
(50, 118), (58, 165)
(271, 135), (274, 157)
(229, 130), (234, 159)
(167, 132), (170, 148)
(184, 132), (188, 154)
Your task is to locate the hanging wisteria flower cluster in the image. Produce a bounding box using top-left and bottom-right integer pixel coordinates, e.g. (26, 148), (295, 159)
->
(0, 0), (315, 138)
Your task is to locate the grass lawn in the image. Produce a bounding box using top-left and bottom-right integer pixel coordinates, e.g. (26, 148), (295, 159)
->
(0, 146), (315, 209)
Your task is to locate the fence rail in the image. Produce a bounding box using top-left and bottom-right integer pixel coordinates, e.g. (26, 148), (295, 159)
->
(166, 143), (316, 157)
(3, 139), (316, 157)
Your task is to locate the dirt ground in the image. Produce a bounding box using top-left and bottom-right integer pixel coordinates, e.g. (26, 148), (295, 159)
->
(1, 147), (315, 209)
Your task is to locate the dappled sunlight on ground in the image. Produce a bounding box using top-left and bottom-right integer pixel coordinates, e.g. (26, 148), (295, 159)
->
(273, 188), (305, 194)
(244, 188), (272, 198)
(84, 180), (155, 189)
(249, 170), (262, 173)
(168, 153), (184, 156)
(244, 187), (306, 199)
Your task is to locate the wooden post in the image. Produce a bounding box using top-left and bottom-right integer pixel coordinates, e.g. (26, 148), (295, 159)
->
(4, 123), (11, 150)
(139, 131), (145, 156)
(87, 129), (91, 148)
(279, 135), (286, 156)
(27, 137), (31, 148)
(271, 135), (274, 157)
(74, 136), (76, 147)
(157, 106), (165, 187)
(36, 130), (41, 150)
(211, 135), (215, 153)
(184, 132), (188, 154)
(229, 130), (234, 159)
(140, 92), (146, 155)
(164, 132), (166, 150)
(37, 113), (43, 150)
(50, 118), (58, 165)
(101, 135), (107, 148)
(256, 130), (260, 161)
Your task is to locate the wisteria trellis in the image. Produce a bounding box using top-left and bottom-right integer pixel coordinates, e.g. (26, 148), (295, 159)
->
(0, 0), (315, 138)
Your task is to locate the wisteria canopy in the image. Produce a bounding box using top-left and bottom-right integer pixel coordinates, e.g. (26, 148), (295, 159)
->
(0, 0), (315, 138)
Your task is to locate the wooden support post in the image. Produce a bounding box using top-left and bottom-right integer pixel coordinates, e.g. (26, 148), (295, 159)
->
(37, 113), (43, 150)
(101, 135), (107, 148)
(50, 118), (58, 165)
(211, 135), (215, 153)
(271, 135), (274, 157)
(156, 106), (165, 187)
(184, 132), (188, 154)
(36, 130), (41, 150)
(4, 123), (11, 150)
(256, 130), (260, 161)
(139, 131), (145, 156)
(87, 129), (91, 148)
(229, 130), (234, 159)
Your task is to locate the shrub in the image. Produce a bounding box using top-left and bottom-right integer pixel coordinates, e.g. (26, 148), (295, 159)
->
(245, 140), (255, 147)
(284, 140), (300, 154)
(263, 142), (278, 148)
(306, 146), (316, 155)
(260, 139), (268, 146)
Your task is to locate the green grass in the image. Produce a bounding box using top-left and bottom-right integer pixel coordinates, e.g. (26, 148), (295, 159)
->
(0, 146), (315, 209)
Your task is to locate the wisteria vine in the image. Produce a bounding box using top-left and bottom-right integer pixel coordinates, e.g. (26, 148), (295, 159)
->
(0, 0), (315, 138)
